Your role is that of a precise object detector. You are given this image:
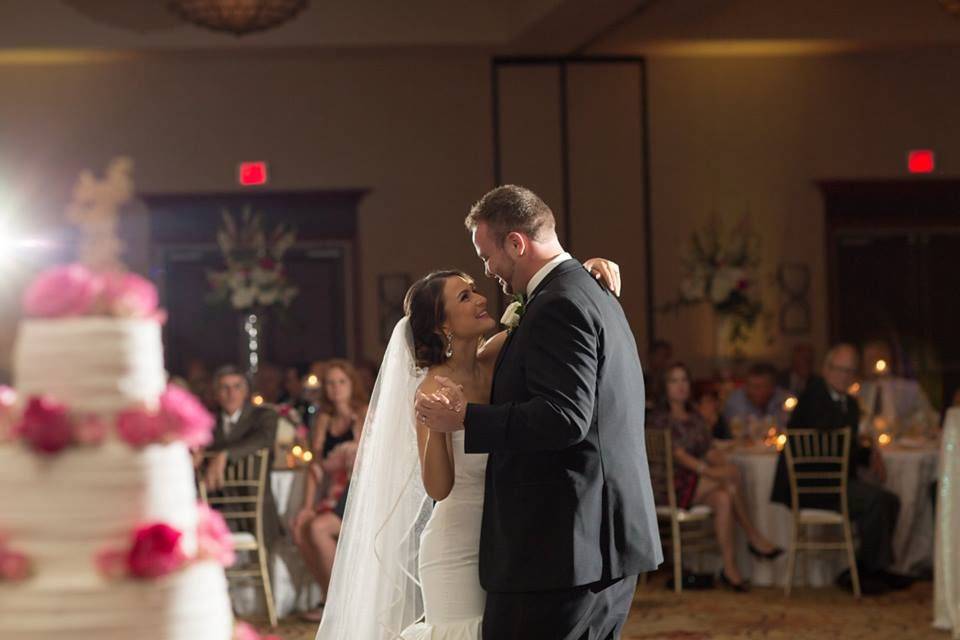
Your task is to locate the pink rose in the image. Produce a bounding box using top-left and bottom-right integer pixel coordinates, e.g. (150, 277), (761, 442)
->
(73, 415), (109, 445)
(22, 264), (103, 318)
(196, 503), (235, 567)
(233, 622), (261, 640)
(16, 396), (73, 454)
(159, 384), (214, 448)
(127, 523), (187, 578)
(102, 271), (159, 318)
(116, 408), (166, 447)
(0, 550), (30, 581)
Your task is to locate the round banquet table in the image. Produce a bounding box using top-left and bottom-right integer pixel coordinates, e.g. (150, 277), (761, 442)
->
(723, 438), (938, 588)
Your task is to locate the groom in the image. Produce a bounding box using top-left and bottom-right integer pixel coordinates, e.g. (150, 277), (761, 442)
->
(417, 185), (662, 639)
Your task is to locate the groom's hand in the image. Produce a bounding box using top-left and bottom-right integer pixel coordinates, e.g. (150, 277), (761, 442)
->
(415, 377), (466, 433)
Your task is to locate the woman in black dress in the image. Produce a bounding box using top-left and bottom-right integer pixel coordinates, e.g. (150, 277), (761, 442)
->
(292, 359), (368, 620)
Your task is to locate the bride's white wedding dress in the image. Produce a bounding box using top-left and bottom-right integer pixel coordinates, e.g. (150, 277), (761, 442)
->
(315, 319), (486, 640)
(402, 432), (486, 639)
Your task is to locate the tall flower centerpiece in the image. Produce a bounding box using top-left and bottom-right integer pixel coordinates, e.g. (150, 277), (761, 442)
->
(662, 214), (764, 360)
(207, 207), (298, 373)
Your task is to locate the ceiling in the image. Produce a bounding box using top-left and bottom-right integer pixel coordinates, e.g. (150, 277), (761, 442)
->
(591, 0), (960, 56)
(0, 0), (644, 54)
(1, 1), (956, 60)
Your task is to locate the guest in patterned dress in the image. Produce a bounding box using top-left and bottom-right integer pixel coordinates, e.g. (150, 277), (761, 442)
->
(649, 362), (782, 591)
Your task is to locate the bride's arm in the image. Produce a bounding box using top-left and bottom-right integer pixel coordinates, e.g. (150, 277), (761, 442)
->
(416, 376), (455, 501)
(476, 257), (621, 364)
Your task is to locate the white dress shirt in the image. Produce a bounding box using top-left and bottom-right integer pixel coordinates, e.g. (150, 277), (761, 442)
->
(526, 252), (573, 297)
(221, 408), (242, 438)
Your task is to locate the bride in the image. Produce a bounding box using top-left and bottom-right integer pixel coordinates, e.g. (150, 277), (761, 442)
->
(316, 259), (621, 640)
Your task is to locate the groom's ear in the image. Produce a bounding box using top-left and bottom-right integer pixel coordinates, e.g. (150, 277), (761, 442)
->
(504, 231), (526, 259)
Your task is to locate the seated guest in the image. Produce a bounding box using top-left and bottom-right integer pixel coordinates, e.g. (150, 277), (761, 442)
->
(199, 365), (282, 543)
(778, 343), (815, 397)
(859, 338), (938, 437)
(254, 362), (284, 404)
(695, 388), (732, 440)
(723, 362), (792, 432)
(770, 344), (909, 593)
(644, 339), (674, 406)
(649, 362), (782, 592)
(291, 360), (368, 621)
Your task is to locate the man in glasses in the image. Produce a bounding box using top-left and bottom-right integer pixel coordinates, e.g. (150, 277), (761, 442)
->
(770, 344), (908, 594)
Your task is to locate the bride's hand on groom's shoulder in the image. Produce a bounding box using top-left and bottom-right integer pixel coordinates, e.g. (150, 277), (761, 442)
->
(583, 258), (622, 297)
(415, 377), (466, 433)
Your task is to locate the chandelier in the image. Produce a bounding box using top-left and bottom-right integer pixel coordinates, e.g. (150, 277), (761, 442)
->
(167, 0), (308, 36)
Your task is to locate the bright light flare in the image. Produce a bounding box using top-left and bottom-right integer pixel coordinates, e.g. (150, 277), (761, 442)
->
(875, 359), (888, 374)
(878, 433), (892, 446)
(784, 396), (798, 411)
(251, 394), (264, 406)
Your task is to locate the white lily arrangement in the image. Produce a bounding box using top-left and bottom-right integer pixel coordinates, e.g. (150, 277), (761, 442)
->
(206, 206), (299, 311)
(662, 213), (763, 346)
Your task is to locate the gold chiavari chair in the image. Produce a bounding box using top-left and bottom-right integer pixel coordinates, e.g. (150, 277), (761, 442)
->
(645, 428), (716, 593)
(198, 448), (278, 626)
(783, 427), (861, 598)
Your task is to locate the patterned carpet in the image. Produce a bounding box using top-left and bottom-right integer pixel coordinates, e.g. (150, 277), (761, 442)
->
(245, 574), (944, 640)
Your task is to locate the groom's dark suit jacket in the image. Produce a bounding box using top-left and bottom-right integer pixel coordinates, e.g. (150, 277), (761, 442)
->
(464, 259), (662, 593)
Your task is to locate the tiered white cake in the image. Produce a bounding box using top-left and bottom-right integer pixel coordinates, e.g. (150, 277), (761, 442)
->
(0, 316), (235, 639)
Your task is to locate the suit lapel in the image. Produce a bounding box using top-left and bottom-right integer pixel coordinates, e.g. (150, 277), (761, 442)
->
(490, 259), (582, 392)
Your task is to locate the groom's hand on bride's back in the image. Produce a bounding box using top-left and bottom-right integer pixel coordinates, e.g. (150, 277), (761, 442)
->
(415, 377), (465, 433)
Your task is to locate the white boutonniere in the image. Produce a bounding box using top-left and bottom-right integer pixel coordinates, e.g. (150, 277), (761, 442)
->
(500, 295), (526, 332)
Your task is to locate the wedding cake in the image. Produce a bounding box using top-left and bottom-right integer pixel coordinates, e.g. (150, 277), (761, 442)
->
(0, 160), (237, 640)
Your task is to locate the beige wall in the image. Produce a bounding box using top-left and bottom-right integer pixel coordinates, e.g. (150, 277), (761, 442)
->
(4, 44), (960, 380)
(635, 48), (960, 373)
(0, 49), (495, 375)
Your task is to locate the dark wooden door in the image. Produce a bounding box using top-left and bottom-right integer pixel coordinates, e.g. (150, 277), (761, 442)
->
(145, 190), (366, 377)
(823, 180), (960, 409)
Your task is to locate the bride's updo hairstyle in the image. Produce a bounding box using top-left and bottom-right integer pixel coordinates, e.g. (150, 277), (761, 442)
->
(404, 269), (473, 369)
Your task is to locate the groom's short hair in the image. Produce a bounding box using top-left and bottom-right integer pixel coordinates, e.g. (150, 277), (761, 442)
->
(465, 185), (556, 245)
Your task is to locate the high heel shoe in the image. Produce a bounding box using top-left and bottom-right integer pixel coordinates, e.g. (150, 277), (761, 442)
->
(718, 569), (750, 593)
(747, 542), (785, 560)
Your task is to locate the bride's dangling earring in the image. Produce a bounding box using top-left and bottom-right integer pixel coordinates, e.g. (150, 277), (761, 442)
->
(445, 331), (454, 359)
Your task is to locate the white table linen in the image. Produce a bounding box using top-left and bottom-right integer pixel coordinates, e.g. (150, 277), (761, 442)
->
(935, 408), (960, 636)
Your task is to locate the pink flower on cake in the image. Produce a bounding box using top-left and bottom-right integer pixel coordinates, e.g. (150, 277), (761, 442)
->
(0, 550), (30, 581)
(196, 503), (235, 567)
(22, 263), (104, 318)
(127, 523), (188, 578)
(102, 271), (159, 318)
(15, 396), (73, 454)
(159, 384), (214, 448)
(73, 414), (109, 445)
(234, 622), (282, 640)
(115, 407), (166, 447)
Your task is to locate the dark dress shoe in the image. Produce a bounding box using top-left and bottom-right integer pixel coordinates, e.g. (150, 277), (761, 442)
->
(836, 569), (889, 595)
(874, 570), (914, 590)
(747, 543), (785, 560)
(719, 569), (750, 592)
(666, 571), (715, 590)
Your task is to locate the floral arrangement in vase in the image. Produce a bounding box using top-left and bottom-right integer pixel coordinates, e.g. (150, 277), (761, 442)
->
(662, 214), (764, 348)
(207, 207), (299, 311)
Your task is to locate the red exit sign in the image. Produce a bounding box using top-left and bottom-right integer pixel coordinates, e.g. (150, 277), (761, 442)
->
(907, 150), (935, 174)
(238, 161), (268, 186)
